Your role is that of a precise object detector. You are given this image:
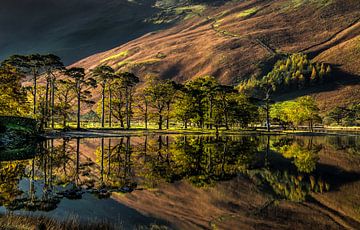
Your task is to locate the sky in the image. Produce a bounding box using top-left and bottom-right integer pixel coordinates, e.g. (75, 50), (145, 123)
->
(0, 0), (164, 64)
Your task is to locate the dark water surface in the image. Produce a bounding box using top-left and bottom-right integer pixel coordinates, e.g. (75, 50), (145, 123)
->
(0, 134), (360, 229)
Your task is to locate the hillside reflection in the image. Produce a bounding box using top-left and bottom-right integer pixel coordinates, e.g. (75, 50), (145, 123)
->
(0, 134), (359, 214)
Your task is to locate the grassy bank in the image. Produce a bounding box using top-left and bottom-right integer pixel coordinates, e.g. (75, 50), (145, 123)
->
(0, 214), (113, 230)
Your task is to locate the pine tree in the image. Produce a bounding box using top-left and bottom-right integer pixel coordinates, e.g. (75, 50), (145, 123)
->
(325, 65), (331, 76)
(310, 67), (317, 85)
(319, 63), (326, 83)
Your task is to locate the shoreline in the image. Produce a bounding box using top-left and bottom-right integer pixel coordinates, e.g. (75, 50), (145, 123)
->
(41, 128), (360, 139)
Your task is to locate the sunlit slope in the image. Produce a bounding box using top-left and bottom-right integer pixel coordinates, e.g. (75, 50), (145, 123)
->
(72, 0), (360, 112)
(75, 0), (360, 82)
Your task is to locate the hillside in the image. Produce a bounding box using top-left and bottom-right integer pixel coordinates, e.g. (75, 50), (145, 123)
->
(73, 0), (360, 112)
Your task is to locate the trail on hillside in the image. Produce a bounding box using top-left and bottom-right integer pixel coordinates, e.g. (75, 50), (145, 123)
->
(207, 5), (277, 56)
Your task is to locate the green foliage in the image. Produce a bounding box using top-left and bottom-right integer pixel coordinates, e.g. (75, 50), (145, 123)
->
(0, 64), (30, 116)
(236, 7), (258, 18)
(270, 96), (321, 129)
(144, 78), (178, 129)
(238, 53), (332, 95)
(101, 50), (129, 63)
(325, 103), (360, 126)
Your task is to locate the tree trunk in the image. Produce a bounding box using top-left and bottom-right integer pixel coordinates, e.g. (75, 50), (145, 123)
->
(33, 71), (37, 115)
(209, 99), (213, 130)
(63, 114), (67, 128)
(224, 111), (229, 130)
(159, 113), (163, 130)
(101, 84), (105, 128)
(77, 91), (81, 130)
(128, 91), (132, 129)
(45, 79), (50, 128)
(51, 77), (55, 129)
(145, 101), (148, 129)
(266, 103), (270, 132)
(166, 102), (170, 130)
(125, 88), (129, 129)
(117, 93), (124, 128)
(119, 115), (124, 128)
(109, 86), (112, 128)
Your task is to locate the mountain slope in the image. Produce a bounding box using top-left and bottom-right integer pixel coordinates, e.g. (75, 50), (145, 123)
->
(73, 0), (360, 112)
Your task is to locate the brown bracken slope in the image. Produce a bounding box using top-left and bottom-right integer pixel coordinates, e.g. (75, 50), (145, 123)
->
(73, 0), (360, 112)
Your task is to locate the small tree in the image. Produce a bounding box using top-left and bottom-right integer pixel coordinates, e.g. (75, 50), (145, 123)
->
(56, 79), (75, 128)
(43, 54), (65, 128)
(66, 67), (96, 130)
(118, 72), (139, 129)
(91, 65), (115, 128)
(4, 54), (45, 115)
(146, 79), (177, 130)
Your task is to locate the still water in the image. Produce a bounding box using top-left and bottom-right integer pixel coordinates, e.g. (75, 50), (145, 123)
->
(0, 134), (360, 229)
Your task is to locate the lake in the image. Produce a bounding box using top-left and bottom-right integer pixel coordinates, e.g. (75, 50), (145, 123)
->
(0, 134), (360, 229)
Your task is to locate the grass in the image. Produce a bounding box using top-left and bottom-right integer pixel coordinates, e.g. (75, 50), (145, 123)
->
(213, 19), (224, 28)
(174, 5), (206, 20)
(116, 60), (132, 68)
(101, 50), (129, 63)
(237, 7), (259, 18)
(175, 5), (206, 15)
(0, 214), (115, 230)
(6, 123), (33, 133)
(0, 214), (170, 230)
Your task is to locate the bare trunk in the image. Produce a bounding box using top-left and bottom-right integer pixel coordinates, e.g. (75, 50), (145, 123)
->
(45, 80), (50, 128)
(265, 91), (271, 132)
(159, 113), (163, 130)
(125, 88), (129, 129)
(63, 114), (67, 128)
(77, 92), (81, 130)
(128, 91), (132, 129)
(101, 84), (105, 128)
(209, 99), (213, 129)
(109, 87), (112, 128)
(224, 111), (229, 130)
(33, 71), (37, 115)
(145, 101), (148, 129)
(51, 77), (55, 129)
(166, 102), (170, 130)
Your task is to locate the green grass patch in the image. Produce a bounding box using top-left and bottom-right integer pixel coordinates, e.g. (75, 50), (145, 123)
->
(174, 4), (206, 19)
(236, 7), (259, 18)
(116, 60), (132, 68)
(101, 50), (129, 63)
(213, 19), (224, 28)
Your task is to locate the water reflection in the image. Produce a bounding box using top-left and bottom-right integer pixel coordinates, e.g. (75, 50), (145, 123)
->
(0, 134), (360, 224)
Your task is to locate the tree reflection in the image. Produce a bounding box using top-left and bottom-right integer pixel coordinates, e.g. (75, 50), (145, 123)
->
(1, 134), (359, 212)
